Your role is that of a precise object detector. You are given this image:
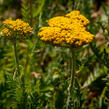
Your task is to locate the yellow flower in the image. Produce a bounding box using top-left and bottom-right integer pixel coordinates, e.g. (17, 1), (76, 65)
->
(38, 10), (94, 46)
(1, 19), (33, 40)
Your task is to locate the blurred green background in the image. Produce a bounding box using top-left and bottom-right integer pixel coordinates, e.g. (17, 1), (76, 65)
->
(0, 0), (109, 109)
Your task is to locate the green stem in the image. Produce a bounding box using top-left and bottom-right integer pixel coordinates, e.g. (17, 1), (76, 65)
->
(13, 41), (26, 108)
(66, 47), (76, 109)
(70, 47), (75, 88)
(13, 41), (20, 77)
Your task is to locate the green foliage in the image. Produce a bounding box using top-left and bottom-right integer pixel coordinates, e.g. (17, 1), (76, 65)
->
(0, 0), (109, 109)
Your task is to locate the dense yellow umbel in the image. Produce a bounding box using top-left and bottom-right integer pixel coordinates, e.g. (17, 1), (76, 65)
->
(38, 11), (94, 46)
(1, 19), (33, 39)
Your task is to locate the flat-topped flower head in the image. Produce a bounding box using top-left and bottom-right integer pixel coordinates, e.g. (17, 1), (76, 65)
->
(1, 19), (33, 40)
(38, 10), (94, 46)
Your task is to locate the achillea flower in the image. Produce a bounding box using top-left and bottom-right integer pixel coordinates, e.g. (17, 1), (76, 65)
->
(38, 11), (94, 46)
(1, 19), (33, 40)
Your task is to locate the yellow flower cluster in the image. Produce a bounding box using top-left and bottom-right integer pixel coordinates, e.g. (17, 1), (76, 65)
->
(38, 11), (94, 46)
(1, 28), (12, 37)
(1, 19), (33, 39)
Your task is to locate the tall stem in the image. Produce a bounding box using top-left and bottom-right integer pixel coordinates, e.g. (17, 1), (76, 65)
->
(70, 47), (76, 89)
(13, 41), (20, 77)
(13, 41), (26, 108)
(66, 47), (76, 109)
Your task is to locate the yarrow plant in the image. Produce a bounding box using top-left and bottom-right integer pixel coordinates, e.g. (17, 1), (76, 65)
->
(38, 11), (94, 109)
(1, 19), (33, 77)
